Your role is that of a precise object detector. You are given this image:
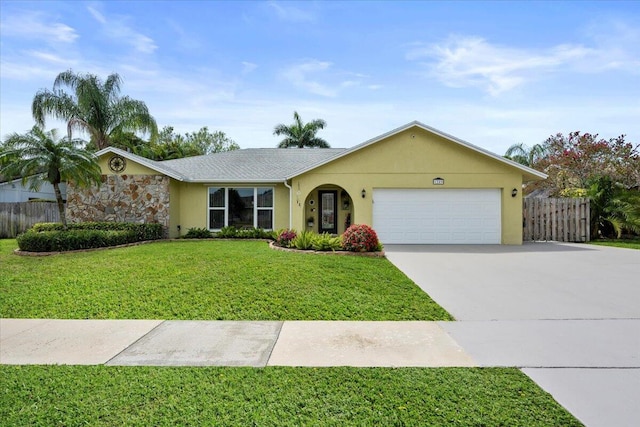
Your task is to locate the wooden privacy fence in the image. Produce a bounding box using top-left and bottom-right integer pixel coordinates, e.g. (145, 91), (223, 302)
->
(523, 198), (590, 242)
(0, 202), (61, 238)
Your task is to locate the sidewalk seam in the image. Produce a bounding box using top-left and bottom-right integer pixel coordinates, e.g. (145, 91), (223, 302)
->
(104, 320), (166, 365)
(264, 321), (285, 367)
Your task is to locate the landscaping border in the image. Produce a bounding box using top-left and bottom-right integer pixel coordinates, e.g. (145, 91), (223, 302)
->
(269, 240), (385, 257)
(12, 239), (385, 257)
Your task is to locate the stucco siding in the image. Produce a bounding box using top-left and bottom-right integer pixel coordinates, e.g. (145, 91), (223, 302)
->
(168, 179), (181, 238)
(98, 156), (159, 175)
(292, 127), (526, 244)
(172, 182), (290, 233)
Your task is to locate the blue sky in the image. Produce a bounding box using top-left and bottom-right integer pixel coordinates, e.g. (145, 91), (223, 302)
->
(1, 1), (639, 154)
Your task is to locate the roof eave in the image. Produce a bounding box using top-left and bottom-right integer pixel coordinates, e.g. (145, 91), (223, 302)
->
(94, 147), (188, 181)
(187, 178), (285, 184)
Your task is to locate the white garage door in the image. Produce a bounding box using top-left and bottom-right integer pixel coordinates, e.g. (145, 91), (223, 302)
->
(373, 189), (501, 244)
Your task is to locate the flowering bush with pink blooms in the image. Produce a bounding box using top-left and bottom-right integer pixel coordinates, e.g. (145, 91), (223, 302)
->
(341, 224), (380, 252)
(276, 229), (297, 247)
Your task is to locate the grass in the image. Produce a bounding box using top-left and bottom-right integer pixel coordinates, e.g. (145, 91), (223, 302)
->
(0, 239), (451, 320)
(0, 366), (582, 426)
(589, 238), (640, 250)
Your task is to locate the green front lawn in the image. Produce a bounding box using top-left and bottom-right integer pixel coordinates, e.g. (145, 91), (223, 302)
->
(589, 239), (640, 250)
(0, 239), (451, 320)
(0, 366), (582, 426)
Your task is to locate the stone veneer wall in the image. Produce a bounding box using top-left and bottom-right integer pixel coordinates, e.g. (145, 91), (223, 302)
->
(67, 174), (170, 235)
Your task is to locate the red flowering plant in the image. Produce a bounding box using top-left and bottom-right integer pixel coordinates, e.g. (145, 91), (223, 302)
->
(276, 229), (297, 247)
(341, 224), (380, 252)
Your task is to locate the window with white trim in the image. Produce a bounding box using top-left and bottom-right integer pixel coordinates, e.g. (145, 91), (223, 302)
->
(208, 187), (274, 230)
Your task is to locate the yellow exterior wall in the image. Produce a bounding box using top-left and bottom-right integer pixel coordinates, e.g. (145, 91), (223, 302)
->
(168, 179), (181, 238)
(97, 155), (158, 176)
(291, 127), (528, 244)
(173, 182), (291, 234)
(93, 127), (538, 244)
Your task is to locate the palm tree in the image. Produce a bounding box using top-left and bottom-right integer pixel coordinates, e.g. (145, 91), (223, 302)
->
(504, 143), (548, 167)
(273, 111), (330, 148)
(32, 70), (158, 151)
(0, 127), (102, 228)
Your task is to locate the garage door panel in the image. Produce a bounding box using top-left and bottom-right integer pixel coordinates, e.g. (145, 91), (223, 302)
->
(373, 189), (501, 244)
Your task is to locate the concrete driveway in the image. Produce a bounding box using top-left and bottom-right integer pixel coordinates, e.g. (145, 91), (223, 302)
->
(385, 242), (640, 321)
(386, 242), (640, 427)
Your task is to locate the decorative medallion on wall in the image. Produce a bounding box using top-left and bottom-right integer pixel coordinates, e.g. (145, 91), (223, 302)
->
(108, 155), (126, 173)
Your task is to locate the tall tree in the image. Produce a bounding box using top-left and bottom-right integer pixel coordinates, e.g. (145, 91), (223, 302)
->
(273, 111), (329, 148)
(149, 126), (240, 160)
(536, 132), (639, 193)
(504, 142), (548, 168)
(32, 70), (158, 150)
(0, 127), (102, 228)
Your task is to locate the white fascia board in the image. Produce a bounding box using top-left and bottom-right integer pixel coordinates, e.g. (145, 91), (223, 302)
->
(190, 179), (284, 184)
(94, 147), (187, 181)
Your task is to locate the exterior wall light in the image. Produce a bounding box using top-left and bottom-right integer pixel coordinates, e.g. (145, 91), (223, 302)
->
(361, 189), (366, 198)
(511, 188), (518, 198)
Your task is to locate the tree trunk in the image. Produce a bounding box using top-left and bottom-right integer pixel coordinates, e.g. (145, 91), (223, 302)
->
(53, 182), (67, 229)
(97, 135), (109, 150)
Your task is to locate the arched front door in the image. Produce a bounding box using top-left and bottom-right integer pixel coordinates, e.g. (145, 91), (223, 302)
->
(318, 190), (337, 234)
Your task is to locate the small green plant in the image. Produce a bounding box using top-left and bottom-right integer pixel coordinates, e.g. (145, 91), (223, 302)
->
(184, 228), (212, 239)
(215, 226), (272, 239)
(292, 230), (315, 250)
(342, 224), (380, 252)
(312, 232), (342, 251)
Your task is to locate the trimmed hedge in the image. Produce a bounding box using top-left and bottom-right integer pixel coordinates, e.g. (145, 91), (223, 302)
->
(17, 222), (164, 252)
(183, 227), (213, 239)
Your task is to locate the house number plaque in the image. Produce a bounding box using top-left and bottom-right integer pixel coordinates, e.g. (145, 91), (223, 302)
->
(433, 177), (444, 185)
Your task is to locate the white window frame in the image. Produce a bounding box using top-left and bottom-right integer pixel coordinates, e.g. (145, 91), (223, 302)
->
(208, 187), (274, 231)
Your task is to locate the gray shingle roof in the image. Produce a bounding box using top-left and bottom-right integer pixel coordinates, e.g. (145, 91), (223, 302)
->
(161, 148), (345, 182)
(94, 148), (345, 182)
(96, 121), (546, 182)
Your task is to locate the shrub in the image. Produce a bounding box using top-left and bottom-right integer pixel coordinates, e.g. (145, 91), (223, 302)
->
(184, 227), (212, 239)
(342, 224), (380, 252)
(18, 229), (135, 252)
(30, 221), (164, 240)
(276, 229), (297, 247)
(17, 222), (164, 252)
(312, 232), (342, 251)
(291, 230), (315, 250)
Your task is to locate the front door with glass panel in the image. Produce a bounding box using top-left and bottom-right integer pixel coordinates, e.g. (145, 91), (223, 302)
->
(318, 190), (337, 234)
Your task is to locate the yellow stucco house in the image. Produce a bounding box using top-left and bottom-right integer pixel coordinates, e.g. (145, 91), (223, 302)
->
(67, 121), (546, 244)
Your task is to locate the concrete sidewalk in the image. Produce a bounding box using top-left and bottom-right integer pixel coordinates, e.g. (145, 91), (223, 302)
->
(0, 319), (476, 367)
(4, 318), (639, 426)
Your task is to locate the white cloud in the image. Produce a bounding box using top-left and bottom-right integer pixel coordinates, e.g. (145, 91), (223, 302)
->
(242, 61), (258, 75)
(280, 61), (376, 97)
(282, 60), (338, 97)
(0, 11), (78, 43)
(27, 50), (77, 66)
(87, 5), (157, 54)
(0, 61), (60, 81)
(407, 36), (593, 95)
(267, 1), (314, 22)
